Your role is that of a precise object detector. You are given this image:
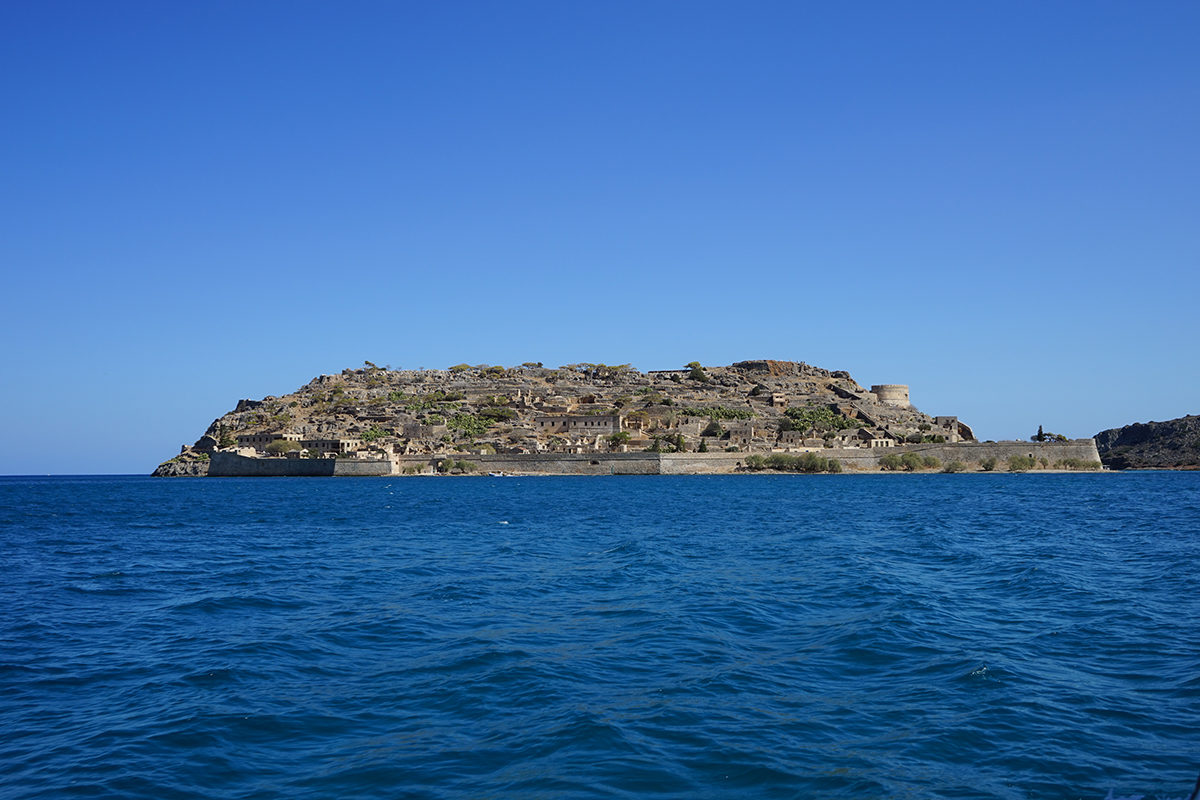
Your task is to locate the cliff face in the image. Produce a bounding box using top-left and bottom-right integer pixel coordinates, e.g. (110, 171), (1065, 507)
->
(1094, 415), (1200, 470)
(154, 359), (972, 474)
(150, 456), (209, 477)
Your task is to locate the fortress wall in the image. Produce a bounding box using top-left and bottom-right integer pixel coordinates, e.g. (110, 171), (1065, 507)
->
(828, 440), (1102, 469)
(210, 441), (1102, 477)
(659, 453), (750, 474)
(394, 453), (663, 475)
(332, 459), (397, 476)
(208, 452), (392, 477)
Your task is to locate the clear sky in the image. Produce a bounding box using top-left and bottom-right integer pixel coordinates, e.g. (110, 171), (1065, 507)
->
(2, 1), (1197, 475)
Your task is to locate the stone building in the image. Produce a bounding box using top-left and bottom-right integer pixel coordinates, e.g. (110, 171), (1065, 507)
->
(300, 438), (361, 455)
(236, 432), (301, 452)
(534, 414), (623, 436)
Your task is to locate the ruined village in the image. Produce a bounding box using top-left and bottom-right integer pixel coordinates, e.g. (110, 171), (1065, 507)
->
(155, 359), (1101, 476)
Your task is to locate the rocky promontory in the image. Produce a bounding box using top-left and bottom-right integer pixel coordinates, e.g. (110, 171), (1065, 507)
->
(1094, 415), (1200, 470)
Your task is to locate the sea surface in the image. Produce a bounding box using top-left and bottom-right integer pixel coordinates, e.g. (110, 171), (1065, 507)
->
(1, 473), (1197, 800)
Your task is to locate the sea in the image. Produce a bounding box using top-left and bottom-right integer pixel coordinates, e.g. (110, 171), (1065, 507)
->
(1, 473), (1197, 800)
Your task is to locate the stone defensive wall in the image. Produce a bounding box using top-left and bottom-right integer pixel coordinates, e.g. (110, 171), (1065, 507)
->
(209, 441), (1101, 477)
(208, 452), (393, 477)
(823, 439), (1102, 469)
(393, 452), (664, 475)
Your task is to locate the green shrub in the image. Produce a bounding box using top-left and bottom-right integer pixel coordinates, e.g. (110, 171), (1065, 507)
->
(747, 452), (843, 473)
(679, 406), (754, 420)
(942, 460), (966, 473)
(784, 405), (859, 432)
(921, 455), (941, 470)
(698, 439), (708, 452)
(479, 406), (517, 422)
(265, 439), (301, 455)
(879, 453), (903, 471)
(360, 425), (389, 442)
(447, 413), (492, 439)
(980, 457), (997, 471)
(1008, 454), (1037, 472)
(900, 452), (924, 471)
(1055, 458), (1102, 470)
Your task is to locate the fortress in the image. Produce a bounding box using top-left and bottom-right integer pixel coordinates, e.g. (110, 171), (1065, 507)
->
(154, 360), (1102, 476)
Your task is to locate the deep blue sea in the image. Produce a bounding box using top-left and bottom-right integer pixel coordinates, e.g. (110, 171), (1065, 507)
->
(1, 473), (1197, 800)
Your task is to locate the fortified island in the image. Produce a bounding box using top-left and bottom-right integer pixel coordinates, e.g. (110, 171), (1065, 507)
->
(153, 360), (1102, 476)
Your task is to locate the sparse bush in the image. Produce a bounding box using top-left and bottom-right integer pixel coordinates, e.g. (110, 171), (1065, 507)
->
(449, 363), (471, 372)
(980, 457), (997, 471)
(784, 405), (859, 432)
(447, 413), (492, 439)
(921, 455), (941, 470)
(942, 460), (966, 473)
(360, 426), (388, 442)
(479, 406), (517, 422)
(745, 453), (842, 473)
(680, 406), (754, 420)
(879, 453), (903, 471)
(1008, 455), (1037, 472)
(1055, 458), (1102, 470)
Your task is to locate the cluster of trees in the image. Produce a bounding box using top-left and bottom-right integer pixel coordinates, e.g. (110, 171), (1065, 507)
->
(679, 405), (754, 420)
(744, 453), (843, 473)
(1031, 426), (1069, 442)
(780, 405), (859, 433)
(879, 452), (942, 471)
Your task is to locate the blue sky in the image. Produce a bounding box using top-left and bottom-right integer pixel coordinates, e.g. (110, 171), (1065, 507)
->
(2, 1), (1197, 475)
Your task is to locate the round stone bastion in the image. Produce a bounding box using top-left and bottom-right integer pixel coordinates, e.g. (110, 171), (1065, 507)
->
(870, 384), (910, 407)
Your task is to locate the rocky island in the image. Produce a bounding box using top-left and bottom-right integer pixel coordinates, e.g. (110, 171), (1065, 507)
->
(154, 360), (1102, 476)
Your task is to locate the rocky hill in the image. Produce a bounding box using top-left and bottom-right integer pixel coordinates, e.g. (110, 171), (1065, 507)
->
(1093, 414), (1200, 469)
(154, 359), (974, 475)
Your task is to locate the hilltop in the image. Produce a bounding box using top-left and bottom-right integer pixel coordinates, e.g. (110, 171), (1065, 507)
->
(1094, 414), (1200, 470)
(154, 359), (973, 475)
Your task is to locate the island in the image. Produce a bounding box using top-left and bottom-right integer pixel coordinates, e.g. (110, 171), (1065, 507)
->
(154, 360), (1102, 476)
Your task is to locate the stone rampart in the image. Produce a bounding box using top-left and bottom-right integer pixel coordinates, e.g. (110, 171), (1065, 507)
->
(393, 452), (662, 475)
(822, 440), (1101, 469)
(208, 441), (1101, 477)
(208, 452), (392, 477)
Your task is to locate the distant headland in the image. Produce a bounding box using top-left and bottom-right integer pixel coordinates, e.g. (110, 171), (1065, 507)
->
(154, 360), (1102, 476)
(1094, 414), (1200, 470)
